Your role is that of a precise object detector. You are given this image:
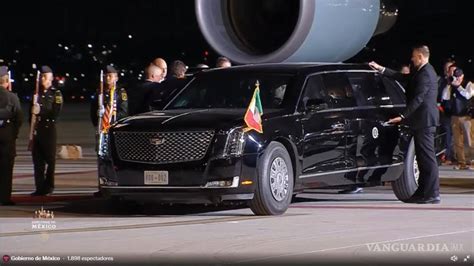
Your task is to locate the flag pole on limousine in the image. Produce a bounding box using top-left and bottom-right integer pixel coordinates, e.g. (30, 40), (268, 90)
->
(243, 80), (263, 133)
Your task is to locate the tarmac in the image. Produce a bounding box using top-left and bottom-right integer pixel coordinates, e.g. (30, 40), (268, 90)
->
(1, 103), (472, 265)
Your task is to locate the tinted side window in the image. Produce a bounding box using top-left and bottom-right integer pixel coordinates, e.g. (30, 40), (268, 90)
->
(321, 73), (356, 108)
(346, 72), (405, 106)
(381, 76), (406, 104)
(301, 75), (325, 107)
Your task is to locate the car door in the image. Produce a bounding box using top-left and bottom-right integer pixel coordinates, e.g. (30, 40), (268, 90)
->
(299, 73), (356, 187)
(344, 71), (405, 185)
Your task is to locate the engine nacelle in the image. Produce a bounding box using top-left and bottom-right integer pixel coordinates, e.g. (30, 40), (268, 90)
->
(195, 0), (397, 64)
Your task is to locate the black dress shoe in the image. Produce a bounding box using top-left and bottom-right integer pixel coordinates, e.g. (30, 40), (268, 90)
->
(0, 200), (16, 206)
(31, 190), (47, 196)
(415, 196), (441, 204)
(404, 195), (424, 203)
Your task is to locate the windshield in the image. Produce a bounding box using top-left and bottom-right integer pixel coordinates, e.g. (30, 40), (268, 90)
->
(166, 73), (294, 109)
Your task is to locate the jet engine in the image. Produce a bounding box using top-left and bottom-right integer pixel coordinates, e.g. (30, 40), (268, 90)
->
(195, 0), (397, 63)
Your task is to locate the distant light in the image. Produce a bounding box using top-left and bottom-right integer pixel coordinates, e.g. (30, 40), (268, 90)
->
(29, 73), (34, 77)
(32, 64), (37, 69)
(58, 43), (63, 48)
(15, 50), (20, 54)
(469, 59), (472, 63)
(204, 51), (209, 56)
(64, 46), (69, 51)
(24, 78), (29, 82)
(71, 96), (76, 100)
(59, 80), (65, 85)
(102, 51), (107, 55)
(80, 96), (85, 100)
(128, 34), (133, 39)
(65, 73), (70, 77)
(73, 77), (78, 81)
(91, 95), (95, 99)
(120, 73), (125, 77)
(81, 73), (85, 77)
(87, 44), (93, 48)
(112, 44), (117, 48)
(0, 59), (4, 63)
(12, 60), (17, 64)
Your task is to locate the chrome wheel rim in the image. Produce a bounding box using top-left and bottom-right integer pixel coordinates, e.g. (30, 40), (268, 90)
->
(413, 155), (420, 186)
(270, 157), (289, 202)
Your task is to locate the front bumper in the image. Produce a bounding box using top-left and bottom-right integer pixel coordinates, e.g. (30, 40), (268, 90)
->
(98, 154), (258, 204)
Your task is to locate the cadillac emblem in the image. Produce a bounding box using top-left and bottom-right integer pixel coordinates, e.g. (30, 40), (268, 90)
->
(150, 138), (166, 145)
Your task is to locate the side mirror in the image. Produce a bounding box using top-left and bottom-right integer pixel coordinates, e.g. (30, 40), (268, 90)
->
(306, 99), (328, 112)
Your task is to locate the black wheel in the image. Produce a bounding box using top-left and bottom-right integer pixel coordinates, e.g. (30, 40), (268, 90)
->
(249, 142), (294, 215)
(391, 139), (419, 202)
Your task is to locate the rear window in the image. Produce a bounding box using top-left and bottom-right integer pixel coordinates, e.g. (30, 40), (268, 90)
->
(167, 73), (295, 109)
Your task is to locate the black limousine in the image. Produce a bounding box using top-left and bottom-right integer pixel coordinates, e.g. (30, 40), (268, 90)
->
(97, 63), (444, 215)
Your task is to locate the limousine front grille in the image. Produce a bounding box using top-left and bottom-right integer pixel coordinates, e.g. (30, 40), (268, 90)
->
(113, 131), (215, 164)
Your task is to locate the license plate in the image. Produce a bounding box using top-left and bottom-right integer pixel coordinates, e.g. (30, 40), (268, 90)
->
(144, 171), (169, 185)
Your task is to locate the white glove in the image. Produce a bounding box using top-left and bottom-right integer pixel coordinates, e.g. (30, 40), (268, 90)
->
(32, 103), (41, 115)
(368, 61), (385, 73)
(98, 106), (105, 116)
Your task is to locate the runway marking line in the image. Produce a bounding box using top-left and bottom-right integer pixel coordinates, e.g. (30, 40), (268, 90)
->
(13, 170), (97, 179)
(291, 205), (474, 212)
(238, 229), (474, 263)
(0, 214), (303, 238)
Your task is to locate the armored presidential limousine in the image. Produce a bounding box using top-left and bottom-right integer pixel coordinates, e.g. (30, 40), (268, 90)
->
(97, 63), (444, 215)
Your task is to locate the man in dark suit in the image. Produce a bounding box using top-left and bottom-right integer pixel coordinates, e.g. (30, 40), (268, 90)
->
(369, 45), (440, 204)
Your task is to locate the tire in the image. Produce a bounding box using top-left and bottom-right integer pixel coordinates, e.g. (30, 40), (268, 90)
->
(391, 138), (419, 202)
(249, 142), (294, 215)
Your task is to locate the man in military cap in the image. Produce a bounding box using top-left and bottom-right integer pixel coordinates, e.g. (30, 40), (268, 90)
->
(90, 65), (128, 197)
(90, 65), (128, 128)
(0, 66), (23, 205)
(31, 65), (63, 196)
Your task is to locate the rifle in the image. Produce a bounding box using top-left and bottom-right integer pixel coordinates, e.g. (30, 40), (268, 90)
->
(28, 71), (40, 151)
(97, 70), (104, 156)
(7, 70), (12, 92)
(97, 70), (104, 134)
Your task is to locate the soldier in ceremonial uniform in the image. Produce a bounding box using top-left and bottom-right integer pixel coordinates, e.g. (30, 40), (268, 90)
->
(90, 65), (128, 128)
(31, 66), (63, 196)
(0, 66), (23, 205)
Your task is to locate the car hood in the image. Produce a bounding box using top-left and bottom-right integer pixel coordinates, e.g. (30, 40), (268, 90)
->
(112, 109), (259, 131)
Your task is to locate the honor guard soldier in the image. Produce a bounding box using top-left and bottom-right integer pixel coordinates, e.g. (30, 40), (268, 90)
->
(90, 65), (128, 129)
(0, 66), (23, 205)
(31, 66), (63, 196)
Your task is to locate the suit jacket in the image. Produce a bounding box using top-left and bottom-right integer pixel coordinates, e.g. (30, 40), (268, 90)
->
(384, 63), (439, 130)
(128, 81), (161, 116)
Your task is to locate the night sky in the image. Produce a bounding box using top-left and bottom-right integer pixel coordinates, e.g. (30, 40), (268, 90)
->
(0, 0), (472, 99)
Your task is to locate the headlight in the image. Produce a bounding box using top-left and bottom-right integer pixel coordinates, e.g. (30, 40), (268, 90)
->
(98, 133), (110, 158)
(223, 127), (245, 157)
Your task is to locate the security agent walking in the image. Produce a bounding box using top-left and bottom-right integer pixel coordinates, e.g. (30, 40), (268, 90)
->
(31, 66), (63, 196)
(0, 66), (22, 205)
(90, 65), (128, 128)
(370, 45), (440, 204)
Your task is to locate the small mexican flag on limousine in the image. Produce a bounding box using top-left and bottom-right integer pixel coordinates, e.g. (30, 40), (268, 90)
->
(244, 81), (263, 133)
